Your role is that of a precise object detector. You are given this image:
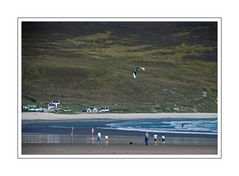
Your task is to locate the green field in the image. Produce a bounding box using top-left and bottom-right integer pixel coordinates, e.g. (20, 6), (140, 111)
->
(22, 22), (217, 112)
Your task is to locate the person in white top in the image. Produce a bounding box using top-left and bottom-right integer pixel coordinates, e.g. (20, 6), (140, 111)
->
(105, 135), (109, 145)
(153, 134), (157, 142)
(97, 132), (102, 144)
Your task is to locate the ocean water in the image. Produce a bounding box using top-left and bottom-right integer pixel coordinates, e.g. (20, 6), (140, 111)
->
(104, 118), (217, 135)
(22, 118), (217, 136)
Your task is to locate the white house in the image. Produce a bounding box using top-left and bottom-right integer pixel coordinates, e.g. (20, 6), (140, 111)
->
(98, 107), (110, 113)
(84, 107), (98, 113)
(34, 107), (44, 112)
(51, 100), (61, 108)
(92, 107), (98, 113)
(86, 108), (92, 113)
(48, 103), (56, 110)
(48, 100), (61, 110)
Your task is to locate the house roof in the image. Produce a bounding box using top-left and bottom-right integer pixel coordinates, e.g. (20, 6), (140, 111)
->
(48, 103), (56, 107)
(52, 100), (60, 104)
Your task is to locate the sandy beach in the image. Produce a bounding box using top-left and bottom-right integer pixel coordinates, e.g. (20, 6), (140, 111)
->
(22, 134), (217, 155)
(22, 143), (217, 155)
(22, 112), (217, 120)
(20, 112), (218, 156)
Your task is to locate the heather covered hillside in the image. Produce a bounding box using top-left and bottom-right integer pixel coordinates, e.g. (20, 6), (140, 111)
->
(22, 22), (217, 112)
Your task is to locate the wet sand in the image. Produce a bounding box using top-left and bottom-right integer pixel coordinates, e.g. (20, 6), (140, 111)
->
(22, 143), (217, 155)
(21, 134), (217, 155)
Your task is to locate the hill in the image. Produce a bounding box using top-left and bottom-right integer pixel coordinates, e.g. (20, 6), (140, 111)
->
(22, 22), (217, 112)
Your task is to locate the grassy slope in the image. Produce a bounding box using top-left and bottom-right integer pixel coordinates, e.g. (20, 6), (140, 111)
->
(22, 22), (217, 112)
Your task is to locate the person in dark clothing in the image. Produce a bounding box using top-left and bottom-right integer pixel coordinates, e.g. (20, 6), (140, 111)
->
(144, 132), (149, 146)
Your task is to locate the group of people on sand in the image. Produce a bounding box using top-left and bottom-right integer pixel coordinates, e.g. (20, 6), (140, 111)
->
(145, 132), (165, 146)
(93, 128), (166, 146)
(72, 127), (165, 146)
(92, 128), (109, 145)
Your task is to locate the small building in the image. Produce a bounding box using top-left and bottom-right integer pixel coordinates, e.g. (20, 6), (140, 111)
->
(34, 107), (44, 112)
(22, 105), (44, 112)
(48, 103), (57, 110)
(51, 100), (61, 108)
(98, 107), (110, 113)
(86, 108), (92, 113)
(92, 107), (98, 113)
(28, 104), (37, 111)
(48, 100), (61, 110)
(83, 107), (98, 113)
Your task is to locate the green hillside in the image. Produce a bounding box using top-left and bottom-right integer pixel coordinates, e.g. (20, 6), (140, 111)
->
(22, 22), (217, 112)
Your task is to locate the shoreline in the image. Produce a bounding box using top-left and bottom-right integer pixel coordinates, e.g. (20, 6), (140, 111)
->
(22, 112), (217, 120)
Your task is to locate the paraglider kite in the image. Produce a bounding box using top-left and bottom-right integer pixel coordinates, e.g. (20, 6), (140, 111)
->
(132, 66), (145, 79)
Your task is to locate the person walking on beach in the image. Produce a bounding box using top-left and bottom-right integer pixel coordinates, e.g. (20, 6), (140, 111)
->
(97, 131), (102, 144)
(91, 128), (95, 135)
(105, 135), (109, 145)
(144, 132), (149, 146)
(153, 134), (158, 145)
(161, 134), (166, 143)
(91, 128), (95, 144)
(71, 127), (74, 136)
(71, 127), (74, 143)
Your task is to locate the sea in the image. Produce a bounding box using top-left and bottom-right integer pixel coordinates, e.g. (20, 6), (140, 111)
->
(22, 118), (217, 136)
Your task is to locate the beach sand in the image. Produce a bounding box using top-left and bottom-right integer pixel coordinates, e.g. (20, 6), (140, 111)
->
(21, 134), (217, 155)
(22, 112), (217, 120)
(20, 112), (218, 156)
(22, 142), (217, 155)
